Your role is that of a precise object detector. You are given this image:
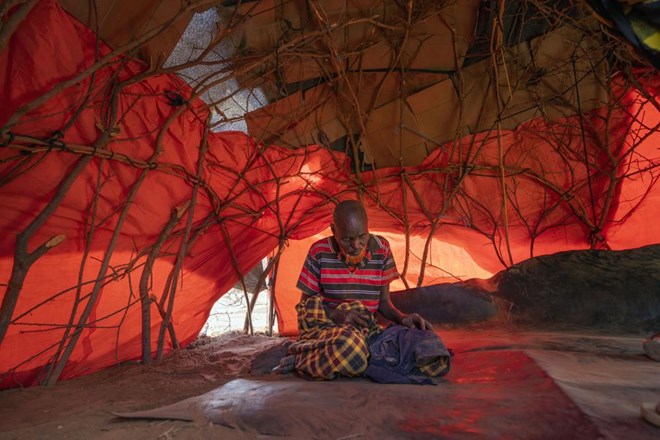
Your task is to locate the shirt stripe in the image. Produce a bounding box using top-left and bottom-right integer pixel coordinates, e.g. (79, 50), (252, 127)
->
(296, 234), (399, 313)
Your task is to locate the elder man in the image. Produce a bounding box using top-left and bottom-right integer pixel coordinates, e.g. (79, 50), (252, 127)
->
(289, 200), (450, 382)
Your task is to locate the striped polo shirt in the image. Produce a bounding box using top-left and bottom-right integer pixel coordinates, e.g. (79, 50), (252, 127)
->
(296, 234), (399, 313)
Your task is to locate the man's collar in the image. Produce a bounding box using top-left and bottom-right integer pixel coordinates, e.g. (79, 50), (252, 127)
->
(329, 235), (375, 267)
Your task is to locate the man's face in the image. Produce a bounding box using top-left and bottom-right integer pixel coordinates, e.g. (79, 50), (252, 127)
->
(332, 214), (369, 257)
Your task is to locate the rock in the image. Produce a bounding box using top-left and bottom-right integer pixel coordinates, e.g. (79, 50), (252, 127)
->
(493, 244), (660, 332)
(391, 283), (497, 324)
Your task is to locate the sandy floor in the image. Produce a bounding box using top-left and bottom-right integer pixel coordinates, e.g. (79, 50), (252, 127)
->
(0, 332), (284, 440)
(1, 329), (658, 440)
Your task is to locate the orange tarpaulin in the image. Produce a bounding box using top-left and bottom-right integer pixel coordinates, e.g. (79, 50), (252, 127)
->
(1, 1), (658, 387)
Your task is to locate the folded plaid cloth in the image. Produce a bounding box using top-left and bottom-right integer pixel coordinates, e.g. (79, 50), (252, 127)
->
(288, 296), (378, 380)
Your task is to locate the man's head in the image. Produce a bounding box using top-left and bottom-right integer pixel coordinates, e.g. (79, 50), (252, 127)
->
(331, 200), (369, 263)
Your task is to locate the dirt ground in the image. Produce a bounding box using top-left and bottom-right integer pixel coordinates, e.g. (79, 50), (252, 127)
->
(0, 332), (286, 440)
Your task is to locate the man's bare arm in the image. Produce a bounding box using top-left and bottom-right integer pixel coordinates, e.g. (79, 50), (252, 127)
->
(378, 284), (433, 330)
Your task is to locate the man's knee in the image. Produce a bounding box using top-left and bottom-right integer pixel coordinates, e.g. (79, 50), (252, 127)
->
(333, 327), (369, 375)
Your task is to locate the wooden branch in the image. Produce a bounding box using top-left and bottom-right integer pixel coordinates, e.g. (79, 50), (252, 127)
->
(45, 167), (148, 385)
(0, 0), (27, 20)
(138, 201), (190, 365)
(0, 233), (65, 345)
(399, 173), (411, 289)
(42, 158), (108, 382)
(267, 254), (281, 336)
(0, 0), (38, 54)
(0, 154), (91, 347)
(242, 245), (285, 333)
(155, 121), (209, 360)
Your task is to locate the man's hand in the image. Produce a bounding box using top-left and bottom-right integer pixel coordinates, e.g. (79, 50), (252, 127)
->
(329, 308), (370, 328)
(401, 313), (433, 331)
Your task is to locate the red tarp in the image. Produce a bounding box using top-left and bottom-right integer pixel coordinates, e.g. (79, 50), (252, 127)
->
(1, 1), (658, 387)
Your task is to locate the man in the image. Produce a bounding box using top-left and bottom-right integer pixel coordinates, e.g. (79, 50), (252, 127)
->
(288, 200), (450, 382)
